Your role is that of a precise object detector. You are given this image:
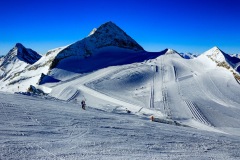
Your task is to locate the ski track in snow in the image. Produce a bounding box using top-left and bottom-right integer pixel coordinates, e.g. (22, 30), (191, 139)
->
(52, 65), (163, 117)
(48, 54), (240, 136)
(1, 93), (240, 159)
(67, 90), (80, 102)
(184, 100), (212, 126)
(160, 56), (172, 119)
(164, 57), (219, 129)
(78, 83), (152, 115)
(149, 65), (157, 109)
(176, 59), (235, 108)
(207, 72), (240, 108)
(0, 102), (65, 160)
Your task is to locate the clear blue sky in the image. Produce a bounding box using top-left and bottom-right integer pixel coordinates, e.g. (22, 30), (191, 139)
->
(1, 0), (240, 55)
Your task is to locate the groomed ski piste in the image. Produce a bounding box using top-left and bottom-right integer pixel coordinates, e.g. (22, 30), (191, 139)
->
(1, 50), (240, 159)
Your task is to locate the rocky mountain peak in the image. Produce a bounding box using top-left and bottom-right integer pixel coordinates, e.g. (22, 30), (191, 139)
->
(1, 43), (41, 67)
(15, 43), (24, 49)
(88, 21), (144, 51)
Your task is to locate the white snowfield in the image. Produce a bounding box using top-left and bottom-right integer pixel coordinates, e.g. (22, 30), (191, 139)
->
(50, 51), (240, 133)
(1, 91), (240, 160)
(1, 50), (240, 159)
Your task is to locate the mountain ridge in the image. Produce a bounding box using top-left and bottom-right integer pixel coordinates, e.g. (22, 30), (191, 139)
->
(1, 43), (41, 67)
(0, 43), (41, 82)
(0, 22), (240, 92)
(203, 46), (240, 73)
(49, 21), (144, 69)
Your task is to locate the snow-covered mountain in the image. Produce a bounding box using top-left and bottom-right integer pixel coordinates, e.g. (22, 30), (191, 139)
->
(1, 43), (41, 67)
(179, 52), (197, 59)
(0, 22), (240, 94)
(0, 43), (42, 91)
(0, 45), (68, 92)
(0, 43), (41, 75)
(0, 22), (150, 91)
(161, 49), (196, 59)
(49, 21), (144, 69)
(202, 46), (240, 74)
(40, 21), (157, 83)
(47, 45), (240, 137)
(164, 48), (178, 55)
(1, 22), (240, 159)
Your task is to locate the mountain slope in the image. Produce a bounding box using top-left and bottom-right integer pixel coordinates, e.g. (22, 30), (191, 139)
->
(39, 22), (162, 83)
(49, 21), (144, 70)
(163, 49), (196, 59)
(0, 22), (155, 91)
(47, 48), (182, 82)
(0, 46), (66, 92)
(179, 52), (197, 59)
(203, 46), (240, 73)
(0, 43), (41, 81)
(1, 43), (41, 67)
(47, 51), (240, 136)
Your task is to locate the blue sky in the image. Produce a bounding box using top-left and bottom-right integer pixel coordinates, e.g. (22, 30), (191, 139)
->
(1, 0), (240, 55)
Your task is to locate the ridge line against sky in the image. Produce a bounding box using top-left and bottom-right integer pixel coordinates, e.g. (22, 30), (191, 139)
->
(1, 0), (240, 55)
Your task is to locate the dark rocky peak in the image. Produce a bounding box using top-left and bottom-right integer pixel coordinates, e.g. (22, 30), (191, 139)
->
(1, 43), (41, 67)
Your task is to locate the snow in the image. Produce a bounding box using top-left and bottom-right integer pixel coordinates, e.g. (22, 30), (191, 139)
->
(164, 48), (179, 55)
(202, 46), (240, 74)
(1, 21), (240, 159)
(53, 47), (160, 74)
(1, 51), (240, 159)
(203, 46), (226, 62)
(1, 92), (240, 159)
(88, 28), (97, 36)
(178, 52), (197, 59)
(0, 45), (68, 93)
(0, 22), (146, 93)
(49, 22), (144, 71)
(46, 52), (240, 137)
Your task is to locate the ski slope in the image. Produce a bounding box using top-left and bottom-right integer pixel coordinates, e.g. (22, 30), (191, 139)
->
(1, 92), (240, 159)
(1, 52), (240, 159)
(47, 53), (240, 134)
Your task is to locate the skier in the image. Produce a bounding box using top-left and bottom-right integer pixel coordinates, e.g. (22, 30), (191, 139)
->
(150, 115), (154, 121)
(81, 100), (86, 110)
(126, 108), (131, 114)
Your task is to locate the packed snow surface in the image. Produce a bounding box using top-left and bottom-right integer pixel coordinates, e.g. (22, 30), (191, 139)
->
(1, 92), (240, 160)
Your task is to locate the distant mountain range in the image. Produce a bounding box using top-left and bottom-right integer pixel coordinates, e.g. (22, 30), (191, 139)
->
(0, 21), (240, 92)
